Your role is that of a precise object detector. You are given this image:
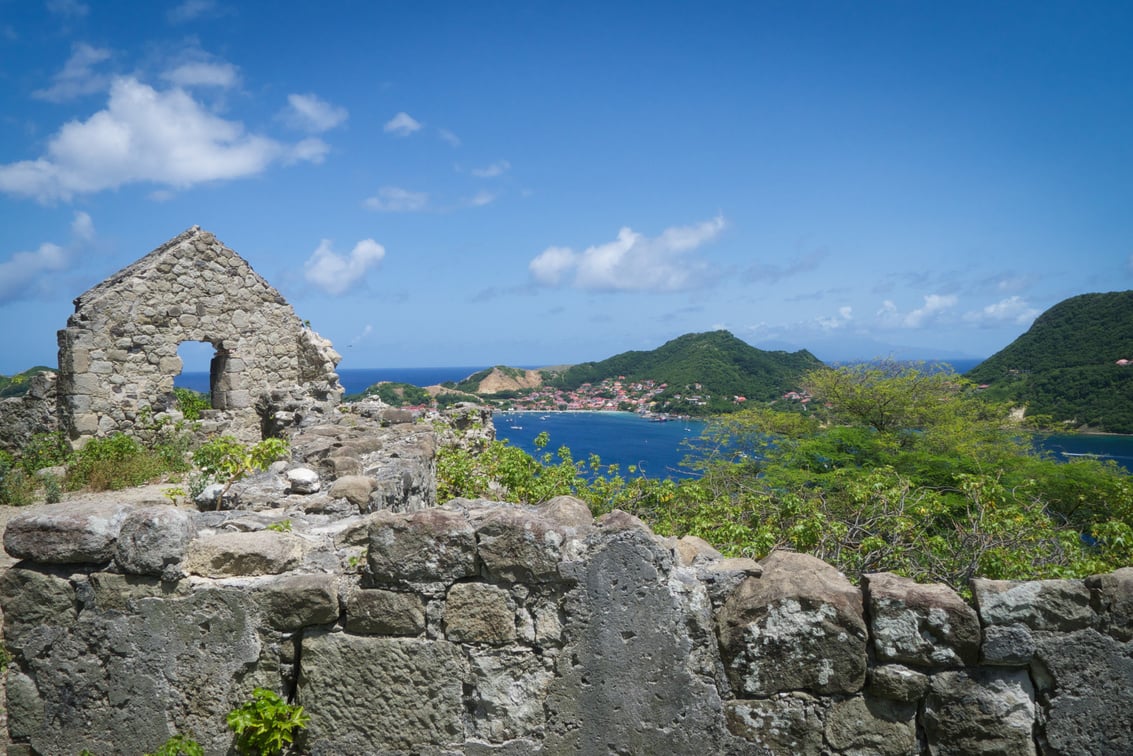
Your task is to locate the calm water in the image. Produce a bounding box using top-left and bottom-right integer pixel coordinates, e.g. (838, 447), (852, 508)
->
(176, 366), (1133, 477)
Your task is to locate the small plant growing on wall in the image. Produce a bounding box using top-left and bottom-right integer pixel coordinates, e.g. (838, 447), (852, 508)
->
(226, 687), (309, 755)
(192, 436), (290, 508)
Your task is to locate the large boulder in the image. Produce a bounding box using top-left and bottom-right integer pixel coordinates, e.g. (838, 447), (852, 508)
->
(972, 577), (1094, 632)
(716, 550), (868, 696)
(923, 667), (1036, 755)
(4, 501), (133, 564)
(366, 507), (478, 585)
(863, 571), (980, 668)
(114, 505), (197, 579)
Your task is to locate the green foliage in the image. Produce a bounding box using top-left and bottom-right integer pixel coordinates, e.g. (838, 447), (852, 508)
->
(966, 290), (1133, 432)
(547, 330), (821, 415)
(19, 431), (70, 473)
(42, 472), (62, 504)
(0, 451), (36, 506)
(435, 391), (477, 409)
(192, 436), (290, 506)
(266, 519), (292, 532)
(0, 365), (54, 398)
(353, 381), (431, 406)
(226, 687), (309, 756)
(66, 433), (172, 491)
(145, 734), (205, 756)
(173, 387), (211, 420)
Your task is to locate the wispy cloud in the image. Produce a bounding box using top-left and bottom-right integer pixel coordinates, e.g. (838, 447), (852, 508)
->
(363, 186), (428, 212)
(161, 61), (239, 89)
(284, 93), (348, 133)
(384, 111), (421, 137)
(743, 248), (829, 284)
(33, 43), (112, 102)
(962, 296), (1040, 327)
(167, 0), (221, 24)
(471, 160), (510, 178)
(817, 305), (853, 330)
(876, 294), (957, 328)
(438, 128), (461, 147)
(461, 190), (496, 208)
(303, 238), (386, 296)
(46, 0), (88, 19)
(0, 211), (94, 303)
(529, 214), (726, 292)
(0, 77), (325, 202)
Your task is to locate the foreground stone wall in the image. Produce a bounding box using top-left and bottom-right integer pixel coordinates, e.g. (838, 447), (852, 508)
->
(55, 226), (342, 444)
(3, 477), (1130, 753)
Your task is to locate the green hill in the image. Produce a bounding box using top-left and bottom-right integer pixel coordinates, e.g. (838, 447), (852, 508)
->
(965, 291), (1133, 432)
(548, 330), (823, 414)
(0, 366), (55, 399)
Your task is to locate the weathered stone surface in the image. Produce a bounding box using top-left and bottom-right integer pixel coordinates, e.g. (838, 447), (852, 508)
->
(725, 694), (826, 755)
(1033, 628), (1133, 755)
(542, 529), (744, 754)
(285, 466), (321, 494)
(923, 667), (1036, 755)
(0, 372), (58, 455)
(344, 588), (426, 636)
(254, 574), (340, 631)
(867, 664), (929, 704)
(0, 567), (76, 653)
(1085, 567), (1133, 641)
(183, 530), (304, 577)
(476, 507), (581, 583)
(298, 633), (467, 753)
(114, 505), (197, 578)
(367, 507), (477, 585)
(864, 571), (980, 668)
(536, 495), (594, 528)
(466, 647), (555, 742)
(824, 695), (918, 755)
(981, 623), (1036, 666)
(80, 571), (192, 613)
(445, 582), (516, 644)
(673, 534), (723, 566)
(4, 501), (132, 563)
(717, 550), (868, 696)
(973, 576), (1094, 631)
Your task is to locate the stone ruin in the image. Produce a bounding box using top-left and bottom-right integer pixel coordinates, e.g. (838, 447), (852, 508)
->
(1, 401), (1131, 754)
(1, 225), (342, 451)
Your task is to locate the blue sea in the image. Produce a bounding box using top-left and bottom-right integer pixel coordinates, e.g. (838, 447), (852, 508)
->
(175, 365), (1133, 477)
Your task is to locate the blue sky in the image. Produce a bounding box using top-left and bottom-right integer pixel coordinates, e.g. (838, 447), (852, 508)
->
(2, 1), (1132, 374)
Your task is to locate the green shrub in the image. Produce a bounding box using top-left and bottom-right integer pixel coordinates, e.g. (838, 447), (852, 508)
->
(66, 433), (168, 491)
(145, 734), (204, 756)
(0, 452), (36, 506)
(227, 687), (309, 756)
(192, 436), (290, 506)
(173, 387), (211, 421)
(18, 431), (69, 473)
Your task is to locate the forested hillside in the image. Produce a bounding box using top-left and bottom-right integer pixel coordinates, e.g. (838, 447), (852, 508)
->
(0, 366), (54, 398)
(547, 330), (822, 413)
(965, 291), (1133, 432)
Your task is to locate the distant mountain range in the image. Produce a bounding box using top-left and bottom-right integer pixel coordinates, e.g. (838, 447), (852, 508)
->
(966, 291), (1133, 433)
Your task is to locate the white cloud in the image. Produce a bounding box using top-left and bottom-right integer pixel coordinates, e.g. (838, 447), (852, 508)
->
(817, 305), (853, 330)
(384, 111), (421, 137)
(363, 186), (428, 212)
(162, 61), (239, 89)
(529, 215), (726, 292)
(962, 296), (1040, 327)
(46, 0), (88, 18)
(438, 128), (461, 147)
(167, 0), (218, 23)
(471, 160), (510, 178)
(0, 211), (94, 303)
(285, 93), (348, 133)
(303, 238), (386, 296)
(33, 43), (112, 102)
(876, 294), (957, 328)
(0, 77), (324, 202)
(462, 190), (496, 208)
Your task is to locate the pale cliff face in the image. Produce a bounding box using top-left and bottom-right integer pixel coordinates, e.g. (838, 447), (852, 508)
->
(474, 368), (544, 394)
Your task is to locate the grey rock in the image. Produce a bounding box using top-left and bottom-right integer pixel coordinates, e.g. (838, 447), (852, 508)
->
(254, 573), (340, 631)
(535, 495), (594, 528)
(183, 530), (305, 577)
(475, 506), (584, 583)
(864, 571), (980, 668)
(466, 647), (554, 742)
(824, 695), (918, 756)
(725, 693), (826, 755)
(1085, 567), (1133, 641)
(1033, 628), (1133, 755)
(4, 501), (132, 563)
(717, 550), (868, 696)
(328, 474), (377, 508)
(923, 667), (1036, 755)
(114, 505), (197, 578)
(286, 466), (321, 494)
(867, 664), (929, 703)
(298, 632), (467, 753)
(981, 623), (1036, 666)
(973, 576), (1094, 631)
(367, 507), (477, 585)
(444, 582), (517, 644)
(344, 588), (426, 635)
(673, 534), (723, 566)
(0, 567), (77, 653)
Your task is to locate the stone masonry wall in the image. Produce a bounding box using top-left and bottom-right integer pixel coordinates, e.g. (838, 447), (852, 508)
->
(55, 226), (341, 444)
(2, 405), (1131, 755)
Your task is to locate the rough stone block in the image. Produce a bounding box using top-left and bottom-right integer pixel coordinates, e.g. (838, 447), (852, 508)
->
(255, 574), (340, 631)
(476, 507), (579, 583)
(981, 623), (1035, 666)
(114, 505), (197, 578)
(1085, 567), (1133, 641)
(923, 667), (1036, 755)
(184, 531), (304, 577)
(4, 501), (133, 564)
(328, 475), (377, 508)
(344, 588), (426, 636)
(824, 695), (917, 755)
(867, 664), (929, 703)
(285, 466), (321, 494)
(716, 550), (867, 696)
(725, 694), (826, 754)
(367, 508), (477, 585)
(973, 577), (1094, 631)
(864, 571), (980, 668)
(466, 647), (554, 742)
(298, 633), (467, 752)
(444, 582), (516, 644)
